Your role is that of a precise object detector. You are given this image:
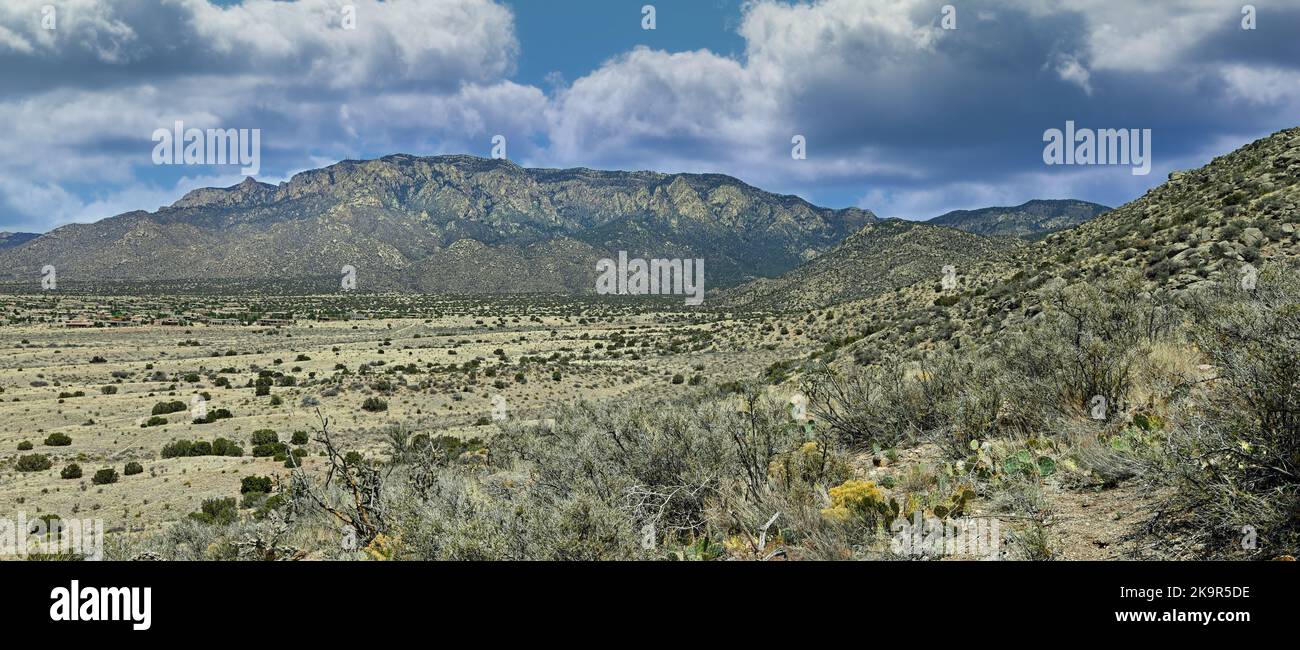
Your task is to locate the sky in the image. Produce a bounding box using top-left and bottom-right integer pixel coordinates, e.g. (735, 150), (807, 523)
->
(0, 0), (1298, 233)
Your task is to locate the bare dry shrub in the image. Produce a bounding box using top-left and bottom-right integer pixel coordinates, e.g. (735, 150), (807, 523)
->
(998, 272), (1176, 428)
(1147, 264), (1300, 558)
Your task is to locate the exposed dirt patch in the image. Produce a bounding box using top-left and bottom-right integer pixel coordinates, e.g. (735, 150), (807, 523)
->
(1042, 480), (1170, 560)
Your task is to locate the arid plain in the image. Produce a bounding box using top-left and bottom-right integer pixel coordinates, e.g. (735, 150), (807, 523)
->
(0, 293), (806, 538)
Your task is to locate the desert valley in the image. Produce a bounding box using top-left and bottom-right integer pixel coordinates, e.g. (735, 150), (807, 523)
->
(0, 126), (1296, 562)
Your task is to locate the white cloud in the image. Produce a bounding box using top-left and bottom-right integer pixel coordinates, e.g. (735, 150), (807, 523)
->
(0, 0), (529, 228)
(0, 0), (1297, 232)
(1053, 54), (1093, 94)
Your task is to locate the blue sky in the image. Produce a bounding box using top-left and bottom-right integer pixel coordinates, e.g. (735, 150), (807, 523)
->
(1, 0), (1298, 233)
(504, 0), (747, 88)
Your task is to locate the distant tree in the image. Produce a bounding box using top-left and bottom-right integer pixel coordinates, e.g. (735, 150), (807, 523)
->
(211, 437), (244, 457)
(249, 429), (279, 445)
(240, 475), (273, 494)
(160, 439), (193, 458)
(91, 468), (119, 485)
(189, 498), (238, 526)
(43, 433), (72, 446)
(16, 454), (51, 472)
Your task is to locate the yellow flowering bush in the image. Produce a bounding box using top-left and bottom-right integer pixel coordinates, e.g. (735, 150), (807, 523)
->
(821, 480), (897, 530)
(363, 533), (402, 561)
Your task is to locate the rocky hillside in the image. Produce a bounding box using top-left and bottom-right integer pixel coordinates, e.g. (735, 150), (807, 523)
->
(0, 156), (875, 292)
(778, 126), (1300, 365)
(717, 219), (1022, 311)
(927, 199), (1110, 239)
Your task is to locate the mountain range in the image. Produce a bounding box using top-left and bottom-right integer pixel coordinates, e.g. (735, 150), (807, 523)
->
(0, 156), (875, 293)
(0, 232), (39, 250)
(0, 156), (1137, 302)
(926, 199), (1110, 239)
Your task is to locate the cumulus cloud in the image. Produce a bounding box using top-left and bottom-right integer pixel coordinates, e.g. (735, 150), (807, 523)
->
(0, 0), (1297, 230)
(0, 0), (532, 227)
(542, 0), (1300, 210)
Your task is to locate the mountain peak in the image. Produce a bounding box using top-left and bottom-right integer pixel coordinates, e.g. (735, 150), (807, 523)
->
(171, 177), (277, 210)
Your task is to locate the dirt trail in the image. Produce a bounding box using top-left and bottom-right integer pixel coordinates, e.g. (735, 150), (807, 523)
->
(1042, 480), (1170, 560)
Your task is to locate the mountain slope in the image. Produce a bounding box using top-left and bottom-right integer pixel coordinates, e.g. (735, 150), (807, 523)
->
(717, 220), (1022, 311)
(927, 199), (1110, 239)
(0, 156), (875, 292)
(791, 126), (1300, 364)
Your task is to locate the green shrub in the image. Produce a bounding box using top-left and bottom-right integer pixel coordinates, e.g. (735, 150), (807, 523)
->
(16, 454), (52, 472)
(60, 464), (82, 479)
(240, 475), (273, 494)
(123, 462), (144, 476)
(249, 429), (279, 446)
(160, 439), (193, 458)
(151, 400), (187, 415)
(189, 497), (238, 526)
(241, 491), (269, 509)
(252, 442), (288, 458)
(211, 438), (244, 457)
(253, 494), (285, 520)
(361, 397), (388, 412)
(16, 441), (32, 451)
(91, 468), (119, 485)
(43, 433), (72, 446)
(193, 408), (234, 425)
